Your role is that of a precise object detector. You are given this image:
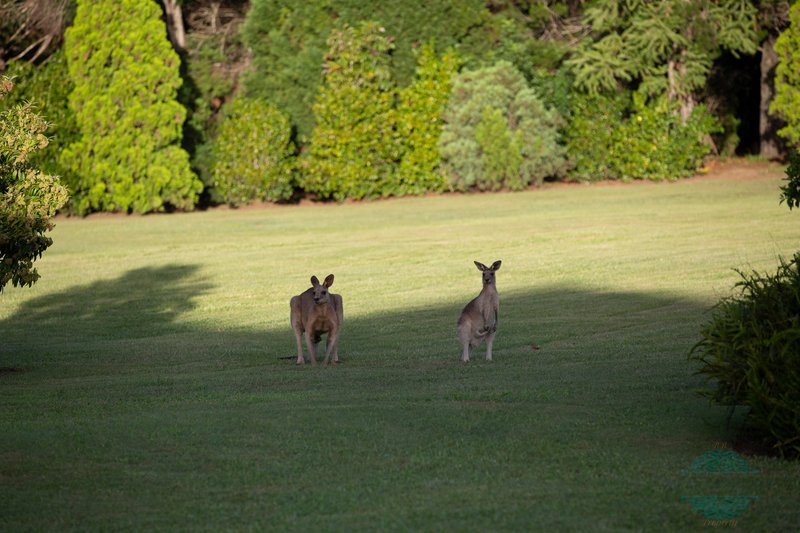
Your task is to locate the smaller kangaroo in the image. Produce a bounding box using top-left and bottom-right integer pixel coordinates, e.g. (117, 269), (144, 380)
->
(290, 274), (343, 366)
(457, 260), (501, 362)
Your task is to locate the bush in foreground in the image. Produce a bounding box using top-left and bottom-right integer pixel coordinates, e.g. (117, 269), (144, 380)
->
(690, 254), (800, 458)
(0, 77), (69, 292)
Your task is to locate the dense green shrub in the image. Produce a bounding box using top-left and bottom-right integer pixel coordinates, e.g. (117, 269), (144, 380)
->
(0, 77), (69, 292)
(772, 3), (800, 149)
(210, 97), (295, 205)
(0, 52), (77, 188)
(61, 0), (202, 214)
(781, 152), (800, 210)
(690, 254), (800, 458)
(439, 61), (567, 191)
(300, 22), (399, 201)
(395, 44), (460, 195)
(180, 12), (248, 188)
(242, 0), (513, 140)
(566, 91), (719, 181)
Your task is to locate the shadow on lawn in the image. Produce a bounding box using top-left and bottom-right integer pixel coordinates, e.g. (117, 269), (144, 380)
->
(334, 286), (712, 363)
(0, 264), (213, 359)
(0, 262), (713, 368)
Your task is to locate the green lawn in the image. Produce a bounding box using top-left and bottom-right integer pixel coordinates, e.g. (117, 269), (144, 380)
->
(2, 161), (799, 531)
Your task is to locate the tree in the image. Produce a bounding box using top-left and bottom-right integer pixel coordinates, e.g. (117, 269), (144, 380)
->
(241, 0), (510, 141)
(301, 22), (399, 201)
(566, 0), (758, 123)
(439, 61), (567, 191)
(780, 152), (800, 209)
(771, 2), (800, 150)
(210, 97), (295, 205)
(161, 0), (186, 50)
(61, 0), (202, 214)
(0, 76), (69, 292)
(395, 44), (461, 194)
(0, 51), (78, 189)
(756, 1), (792, 160)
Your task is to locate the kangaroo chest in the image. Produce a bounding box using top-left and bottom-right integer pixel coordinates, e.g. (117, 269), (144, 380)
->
(308, 305), (336, 333)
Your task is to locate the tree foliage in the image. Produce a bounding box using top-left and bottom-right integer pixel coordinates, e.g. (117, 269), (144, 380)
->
(61, 0), (202, 214)
(780, 151), (800, 209)
(300, 22), (399, 201)
(0, 76), (69, 292)
(210, 97), (295, 206)
(772, 2), (800, 149)
(395, 44), (460, 195)
(242, 0), (510, 140)
(0, 51), (77, 188)
(566, 90), (719, 181)
(439, 61), (567, 191)
(567, 0), (758, 120)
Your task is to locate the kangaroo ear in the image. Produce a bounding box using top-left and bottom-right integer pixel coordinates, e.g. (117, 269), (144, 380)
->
(310, 276), (320, 287)
(474, 261), (488, 271)
(491, 260), (502, 271)
(324, 274), (334, 287)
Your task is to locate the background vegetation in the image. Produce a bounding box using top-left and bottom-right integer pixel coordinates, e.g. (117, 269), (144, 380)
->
(1, 0), (798, 212)
(2, 164), (799, 530)
(0, 76), (68, 292)
(61, 0), (202, 215)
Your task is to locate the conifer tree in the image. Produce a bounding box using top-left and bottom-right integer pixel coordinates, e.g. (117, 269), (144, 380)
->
(566, 0), (758, 122)
(61, 0), (202, 214)
(439, 61), (566, 191)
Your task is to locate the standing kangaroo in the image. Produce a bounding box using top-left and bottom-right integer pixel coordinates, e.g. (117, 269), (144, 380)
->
(457, 260), (501, 362)
(290, 274), (343, 366)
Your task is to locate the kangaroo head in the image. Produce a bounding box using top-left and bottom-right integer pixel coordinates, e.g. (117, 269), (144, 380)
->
(310, 274), (335, 304)
(474, 260), (501, 286)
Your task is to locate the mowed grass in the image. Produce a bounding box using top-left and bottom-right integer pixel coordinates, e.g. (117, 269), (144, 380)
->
(2, 161), (800, 531)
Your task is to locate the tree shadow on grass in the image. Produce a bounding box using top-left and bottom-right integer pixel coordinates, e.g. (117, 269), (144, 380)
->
(0, 264), (214, 364)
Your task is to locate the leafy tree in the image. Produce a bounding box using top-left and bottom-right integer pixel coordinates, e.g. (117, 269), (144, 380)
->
(395, 44), (460, 195)
(439, 61), (567, 191)
(300, 22), (399, 201)
(0, 76), (69, 292)
(566, 0), (758, 122)
(61, 0), (202, 214)
(210, 97), (295, 206)
(780, 151), (800, 209)
(178, 1), (249, 188)
(566, 90), (720, 181)
(0, 51), (78, 190)
(771, 2), (800, 149)
(241, 0), (509, 140)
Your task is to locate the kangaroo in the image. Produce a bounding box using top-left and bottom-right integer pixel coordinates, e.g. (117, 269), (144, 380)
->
(290, 274), (343, 366)
(457, 260), (501, 362)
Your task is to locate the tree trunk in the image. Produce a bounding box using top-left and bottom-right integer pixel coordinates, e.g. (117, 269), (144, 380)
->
(162, 0), (186, 51)
(759, 31), (787, 161)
